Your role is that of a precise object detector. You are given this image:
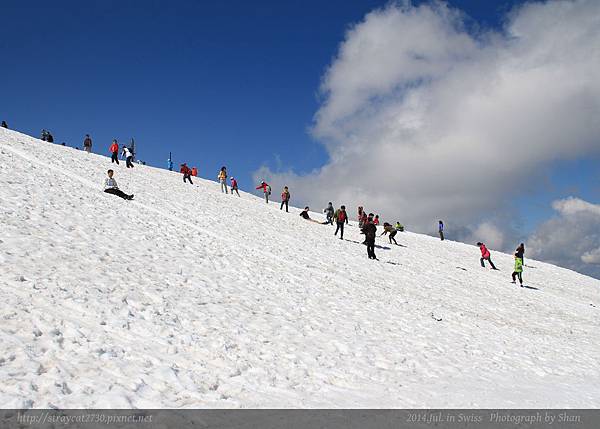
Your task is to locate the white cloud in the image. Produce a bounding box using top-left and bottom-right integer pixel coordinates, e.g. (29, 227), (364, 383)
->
(255, 0), (600, 249)
(528, 197), (600, 278)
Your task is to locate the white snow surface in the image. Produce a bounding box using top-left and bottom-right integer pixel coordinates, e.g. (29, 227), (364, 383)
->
(0, 127), (599, 408)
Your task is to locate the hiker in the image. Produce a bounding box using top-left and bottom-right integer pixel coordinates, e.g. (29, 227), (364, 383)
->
(218, 167), (228, 193)
(358, 206), (365, 228)
(395, 221), (404, 232)
(191, 167), (198, 177)
(1, 121), (8, 129)
(280, 186), (290, 212)
(512, 243), (525, 286)
(230, 177), (240, 196)
(109, 140), (119, 164)
(180, 163), (193, 184)
(103, 169), (133, 200)
(362, 214), (377, 260)
(323, 202), (334, 225)
(334, 205), (348, 239)
(256, 181), (271, 203)
(46, 131), (54, 143)
(300, 207), (312, 220)
(381, 222), (398, 245)
(83, 134), (92, 153)
(477, 242), (497, 270)
(373, 215), (380, 226)
(438, 220), (444, 241)
(122, 146), (134, 168)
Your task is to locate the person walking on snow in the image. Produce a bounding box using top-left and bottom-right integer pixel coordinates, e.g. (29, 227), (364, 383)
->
(109, 140), (119, 164)
(103, 169), (133, 200)
(334, 205), (348, 239)
(230, 177), (240, 196)
(46, 131), (54, 143)
(362, 214), (377, 260)
(381, 222), (398, 245)
(218, 167), (228, 193)
(280, 186), (290, 212)
(358, 206), (365, 228)
(512, 243), (525, 286)
(1, 121), (8, 129)
(477, 242), (497, 270)
(438, 220), (445, 241)
(83, 134), (92, 153)
(180, 163), (193, 184)
(256, 181), (271, 203)
(323, 202), (334, 225)
(122, 146), (134, 168)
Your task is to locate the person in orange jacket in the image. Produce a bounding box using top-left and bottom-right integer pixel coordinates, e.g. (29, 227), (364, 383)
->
(180, 163), (193, 184)
(191, 167), (198, 177)
(109, 140), (119, 164)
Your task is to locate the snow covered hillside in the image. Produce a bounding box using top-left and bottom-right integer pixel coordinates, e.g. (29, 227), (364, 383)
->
(1, 127), (599, 408)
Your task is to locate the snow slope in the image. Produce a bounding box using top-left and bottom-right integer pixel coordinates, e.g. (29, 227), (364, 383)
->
(0, 127), (599, 408)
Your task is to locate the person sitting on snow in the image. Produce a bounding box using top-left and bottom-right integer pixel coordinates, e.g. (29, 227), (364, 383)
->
(103, 169), (134, 200)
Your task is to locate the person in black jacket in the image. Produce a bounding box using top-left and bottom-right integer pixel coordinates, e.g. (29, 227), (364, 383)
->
(1, 121), (8, 129)
(362, 213), (377, 259)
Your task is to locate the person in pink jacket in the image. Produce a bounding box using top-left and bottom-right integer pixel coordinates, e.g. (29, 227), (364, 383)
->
(477, 242), (497, 270)
(256, 181), (271, 203)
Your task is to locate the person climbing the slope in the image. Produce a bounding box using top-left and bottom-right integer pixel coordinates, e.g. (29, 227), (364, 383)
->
(334, 205), (348, 239)
(103, 169), (133, 200)
(256, 180), (271, 203)
(362, 214), (377, 260)
(218, 167), (228, 193)
(381, 222), (399, 245)
(180, 163), (193, 184)
(512, 243), (525, 286)
(83, 134), (92, 153)
(477, 242), (497, 270)
(438, 220), (445, 241)
(280, 186), (290, 212)
(323, 202), (334, 225)
(122, 146), (134, 168)
(395, 221), (404, 232)
(109, 139), (119, 164)
(230, 177), (240, 197)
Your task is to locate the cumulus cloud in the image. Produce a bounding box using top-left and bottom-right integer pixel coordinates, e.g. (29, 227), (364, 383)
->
(255, 0), (600, 249)
(528, 197), (600, 278)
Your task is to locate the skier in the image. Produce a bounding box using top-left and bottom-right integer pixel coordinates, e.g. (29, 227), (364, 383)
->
(218, 167), (228, 194)
(477, 242), (497, 270)
(280, 186), (290, 212)
(103, 169), (134, 200)
(512, 243), (525, 286)
(256, 181), (271, 203)
(122, 146), (134, 168)
(1, 121), (8, 128)
(180, 163), (193, 184)
(83, 134), (92, 153)
(230, 177), (240, 196)
(109, 140), (119, 164)
(323, 202), (334, 225)
(395, 221), (404, 232)
(362, 214), (377, 260)
(191, 167), (198, 177)
(381, 222), (398, 245)
(438, 220), (444, 241)
(373, 215), (380, 226)
(334, 205), (348, 239)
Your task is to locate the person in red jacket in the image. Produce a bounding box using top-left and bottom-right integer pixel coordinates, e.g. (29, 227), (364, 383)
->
(230, 177), (240, 197)
(256, 181), (271, 203)
(477, 242), (497, 270)
(280, 186), (290, 212)
(180, 163), (193, 184)
(109, 139), (119, 164)
(373, 214), (380, 226)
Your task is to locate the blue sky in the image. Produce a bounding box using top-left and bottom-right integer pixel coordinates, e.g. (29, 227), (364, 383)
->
(1, 0), (598, 240)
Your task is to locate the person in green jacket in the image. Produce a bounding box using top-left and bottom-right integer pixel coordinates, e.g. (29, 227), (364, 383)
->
(394, 221), (404, 232)
(381, 222), (398, 245)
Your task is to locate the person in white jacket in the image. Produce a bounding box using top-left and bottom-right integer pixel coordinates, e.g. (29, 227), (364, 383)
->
(121, 147), (134, 168)
(104, 170), (134, 200)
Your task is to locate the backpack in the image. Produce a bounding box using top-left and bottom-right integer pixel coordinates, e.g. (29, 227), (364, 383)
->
(337, 210), (346, 222)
